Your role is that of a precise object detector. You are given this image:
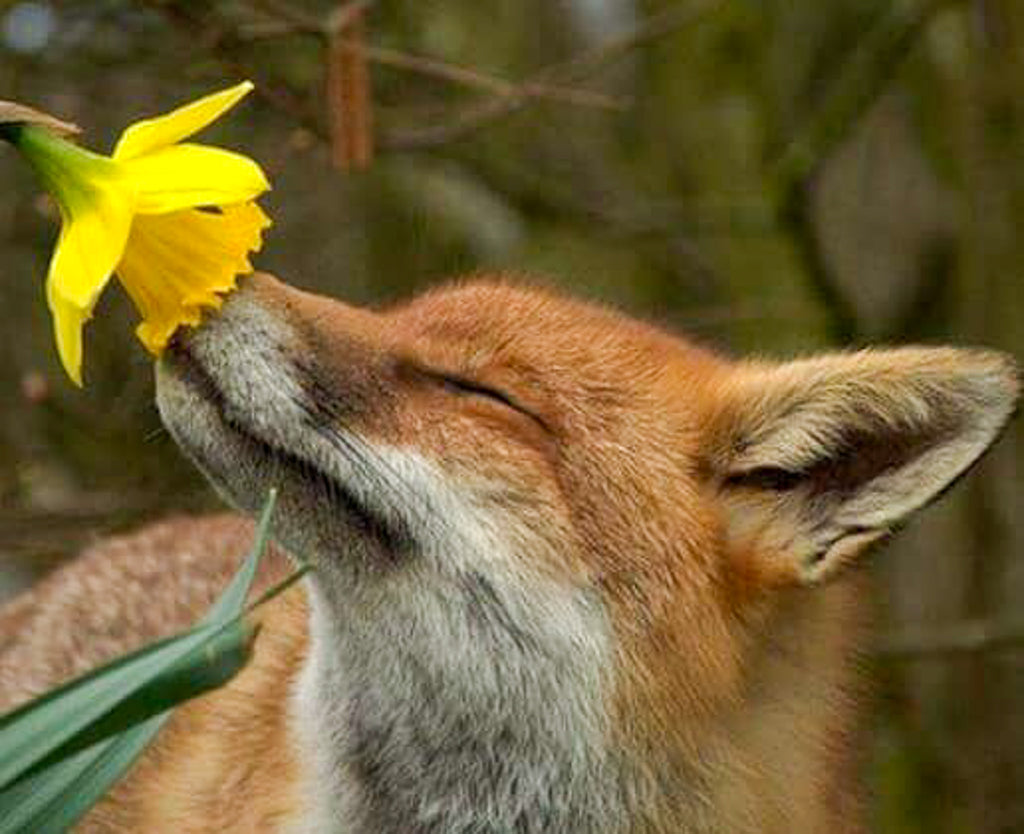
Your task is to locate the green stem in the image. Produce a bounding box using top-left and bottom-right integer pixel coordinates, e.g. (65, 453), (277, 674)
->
(16, 125), (112, 173)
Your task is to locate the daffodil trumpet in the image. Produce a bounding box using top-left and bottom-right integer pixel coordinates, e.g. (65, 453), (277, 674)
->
(0, 82), (271, 385)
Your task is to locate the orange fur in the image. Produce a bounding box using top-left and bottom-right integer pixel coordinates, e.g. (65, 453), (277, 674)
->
(0, 274), (1017, 833)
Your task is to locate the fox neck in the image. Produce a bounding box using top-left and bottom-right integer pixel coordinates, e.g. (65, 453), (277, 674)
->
(292, 564), (622, 834)
(289, 570), (865, 834)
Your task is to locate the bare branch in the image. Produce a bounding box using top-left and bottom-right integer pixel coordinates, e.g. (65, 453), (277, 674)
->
(547, 0), (726, 84)
(162, 0), (716, 153)
(245, 0), (331, 35)
(147, 1), (327, 137)
(361, 45), (624, 111)
(239, 3), (625, 112)
(325, 0), (373, 35)
(382, 0), (725, 151)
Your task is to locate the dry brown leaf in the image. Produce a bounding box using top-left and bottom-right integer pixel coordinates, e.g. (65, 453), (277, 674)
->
(0, 100), (79, 137)
(326, 6), (374, 171)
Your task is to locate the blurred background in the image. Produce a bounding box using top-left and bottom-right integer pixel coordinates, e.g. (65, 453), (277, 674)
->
(0, 0), (1020, 830)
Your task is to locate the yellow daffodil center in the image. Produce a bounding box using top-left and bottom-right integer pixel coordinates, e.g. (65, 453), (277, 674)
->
(1, 81), (271, 385)
(120, 203), (271, 354)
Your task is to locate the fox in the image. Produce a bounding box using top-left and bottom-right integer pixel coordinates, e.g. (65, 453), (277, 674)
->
(0, 271), (1018, 833)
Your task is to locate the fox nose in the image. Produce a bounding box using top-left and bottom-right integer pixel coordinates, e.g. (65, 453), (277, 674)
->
(223, 270), (296, 315)
(198, 271), (301, 343)
(195, 270), (384, 355)
(166, 270), (394, 431)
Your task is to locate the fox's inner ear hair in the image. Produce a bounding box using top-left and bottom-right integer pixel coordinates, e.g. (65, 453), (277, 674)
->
(707, 348), (1019, 584)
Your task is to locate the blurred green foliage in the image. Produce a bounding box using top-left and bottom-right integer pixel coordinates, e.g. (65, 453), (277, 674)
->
(0, 1), (1021, 831)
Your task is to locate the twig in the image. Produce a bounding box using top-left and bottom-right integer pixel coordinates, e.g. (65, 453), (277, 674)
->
(361, 45), (624, 111)
(240, 4), (625, 112)
(546, 0), (725, 84)
(164, 0), (718, 151)
(381, 0), (725, 150)
(246, 0), (336, 34)
(147, 1), (327, 138)
(877, 619), (1024, 659)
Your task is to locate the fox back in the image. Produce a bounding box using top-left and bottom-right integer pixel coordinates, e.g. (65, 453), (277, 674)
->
(0, 273), (1018, 834)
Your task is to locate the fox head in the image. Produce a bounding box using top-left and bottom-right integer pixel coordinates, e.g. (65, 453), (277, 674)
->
(156, 272), (1018, 833)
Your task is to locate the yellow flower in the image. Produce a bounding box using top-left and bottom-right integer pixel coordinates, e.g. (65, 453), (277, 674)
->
(1, 82), (271, 385)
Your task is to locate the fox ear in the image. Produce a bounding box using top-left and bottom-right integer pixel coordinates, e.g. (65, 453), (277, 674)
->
(706, 348), (1018, 584)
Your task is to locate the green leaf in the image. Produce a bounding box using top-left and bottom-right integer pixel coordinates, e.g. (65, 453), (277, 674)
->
(0, 620), (229, 790)
(0, 718), (163, 834)
(0, 620), (256, 834)
(13, 619), (257, 773)
(204, 487), (277, 626)
(0, 489), (280, 832)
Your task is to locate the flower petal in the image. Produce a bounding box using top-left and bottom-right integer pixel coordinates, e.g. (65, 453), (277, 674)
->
(125, 144), (270, 215)
(42, 181), (133, 383)
(112, 81), (254, 161)
(46, 287), (88, 387)
(117, 202), (271, 354)
(11, 125), (132, 384)
(46, 184), (134, 310)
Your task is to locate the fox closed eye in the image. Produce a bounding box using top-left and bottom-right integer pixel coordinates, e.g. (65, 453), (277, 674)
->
(437, 372), (514, 407)
(423, 367), (550, 431)
(723, 466), (804, 492)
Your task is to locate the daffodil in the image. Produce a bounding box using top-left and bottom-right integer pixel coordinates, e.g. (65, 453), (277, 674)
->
(0, 82), (271, 385)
